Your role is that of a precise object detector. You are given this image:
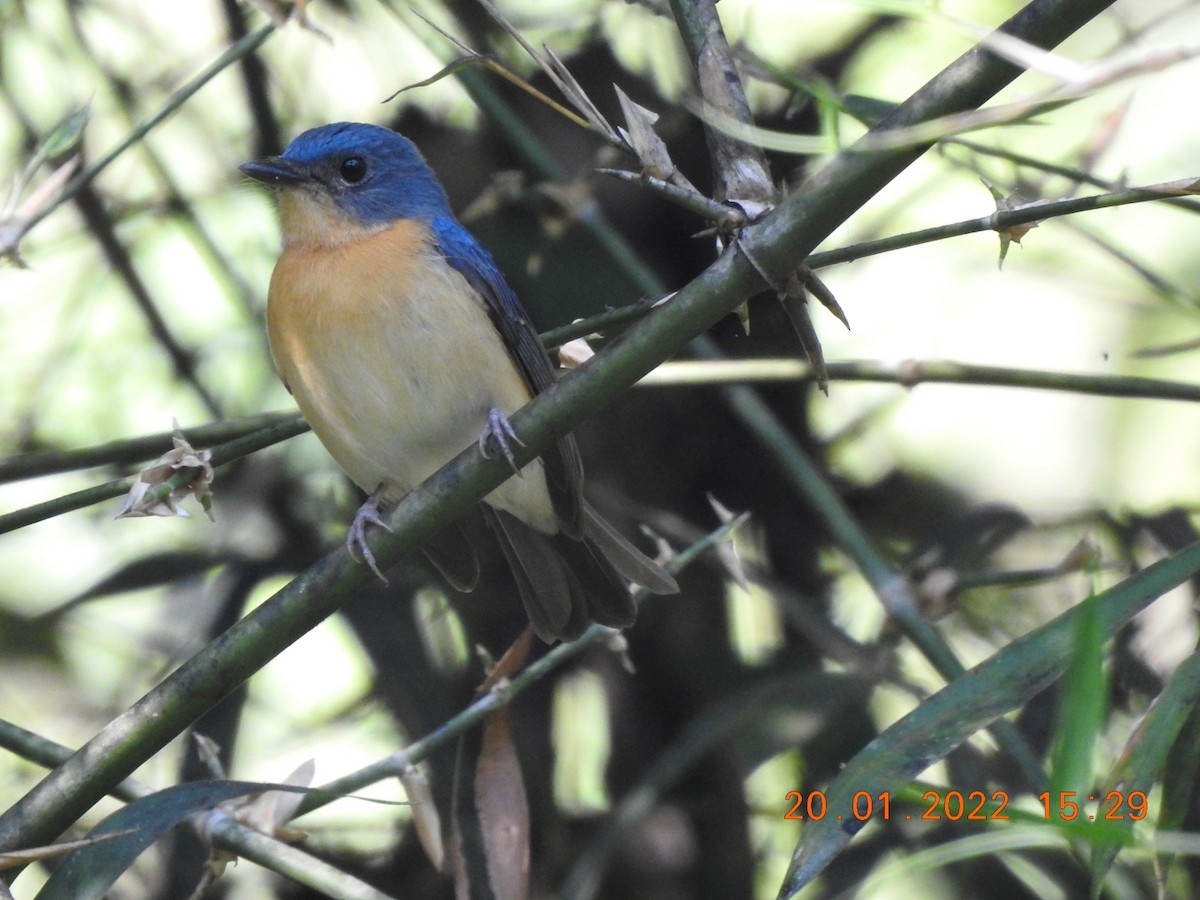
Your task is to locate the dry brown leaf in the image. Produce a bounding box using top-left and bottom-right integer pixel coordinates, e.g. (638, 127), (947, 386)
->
(614, 85), (675, 182)
(401, 764), (445, 871)
(557, 337), (594, 369)
(476, 710), (528, 900)
(209, 759), (314, 849)
(115, 430), (214, 521)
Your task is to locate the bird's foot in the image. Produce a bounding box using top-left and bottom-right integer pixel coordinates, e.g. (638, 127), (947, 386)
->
(346, 484), (392, 582)
(478, 407), (524, 476)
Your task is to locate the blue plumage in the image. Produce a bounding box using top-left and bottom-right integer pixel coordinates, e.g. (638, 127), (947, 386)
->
(277, 122), (454, 223)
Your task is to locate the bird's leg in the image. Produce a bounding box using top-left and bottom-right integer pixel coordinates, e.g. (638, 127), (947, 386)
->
(346, 483), (392, 582)
(478, 407), (524, 476)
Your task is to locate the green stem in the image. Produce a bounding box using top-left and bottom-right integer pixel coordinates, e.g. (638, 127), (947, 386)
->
(0, 412), (298, 483)
(0, 720), (149, 804)
(0, 415), (306, 536)
(814, 177), (1200, 269)
(11, 23), (275, 248)
(638, 358), (1200, 403)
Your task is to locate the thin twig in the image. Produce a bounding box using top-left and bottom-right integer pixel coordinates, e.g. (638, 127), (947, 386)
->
(636, 358), (1200, 403)
(8, 23), (274, 251)
(0, 412), (298, 483)
(0, 415), (307, 536)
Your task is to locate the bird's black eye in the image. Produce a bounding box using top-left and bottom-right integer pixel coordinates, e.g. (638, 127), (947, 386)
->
(339, 156), (367, 183)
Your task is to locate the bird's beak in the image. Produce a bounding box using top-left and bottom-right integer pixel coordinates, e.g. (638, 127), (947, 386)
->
(239, 157), (308, 188)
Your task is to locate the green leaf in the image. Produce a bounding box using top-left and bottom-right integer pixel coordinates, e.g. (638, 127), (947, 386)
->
(1088, 648), (1200, 890)
(384, 55), (489, 102)
(777, 539), (1200, 899)
(35, 780), (309, 900)
(1048, 592), (1107, 804)
(30, 105), (90, 169)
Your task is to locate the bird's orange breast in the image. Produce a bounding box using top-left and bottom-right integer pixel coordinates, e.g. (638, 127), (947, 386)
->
(266, 216), (558, 533)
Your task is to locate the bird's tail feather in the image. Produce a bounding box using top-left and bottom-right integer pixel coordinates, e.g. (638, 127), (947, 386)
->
(581, 503), (678, 596)
(419, 521), (481, 593)
(486, 509), (591, 640)
(484, 505), (676, 642)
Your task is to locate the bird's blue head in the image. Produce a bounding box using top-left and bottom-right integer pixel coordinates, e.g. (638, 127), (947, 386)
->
(241, 123), (453, 240)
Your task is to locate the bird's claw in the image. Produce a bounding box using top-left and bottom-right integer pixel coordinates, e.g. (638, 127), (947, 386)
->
(347, 485), (392, 582)
(479, 407), (524, 477)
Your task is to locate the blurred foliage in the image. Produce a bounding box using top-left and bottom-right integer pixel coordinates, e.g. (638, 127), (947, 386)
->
(3, 0), (1200, 898)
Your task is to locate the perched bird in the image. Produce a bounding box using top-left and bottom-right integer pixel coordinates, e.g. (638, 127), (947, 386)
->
(241, 122), (677, 641)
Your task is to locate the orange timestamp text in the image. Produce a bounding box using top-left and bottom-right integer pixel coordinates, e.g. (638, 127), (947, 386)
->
(783, 789), (1149, 822)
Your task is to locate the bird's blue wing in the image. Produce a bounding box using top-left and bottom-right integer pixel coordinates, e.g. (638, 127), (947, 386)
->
(431, 217), (585, 534)
(431, 218), (557, 395)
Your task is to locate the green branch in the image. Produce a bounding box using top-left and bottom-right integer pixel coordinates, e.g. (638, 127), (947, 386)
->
(638, 358), (1200, 403)
(0, 413), (298, 483)
(0, 414), (306, 536)
(814, 176), (1200, 268)
(7, 24), (275, 252)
